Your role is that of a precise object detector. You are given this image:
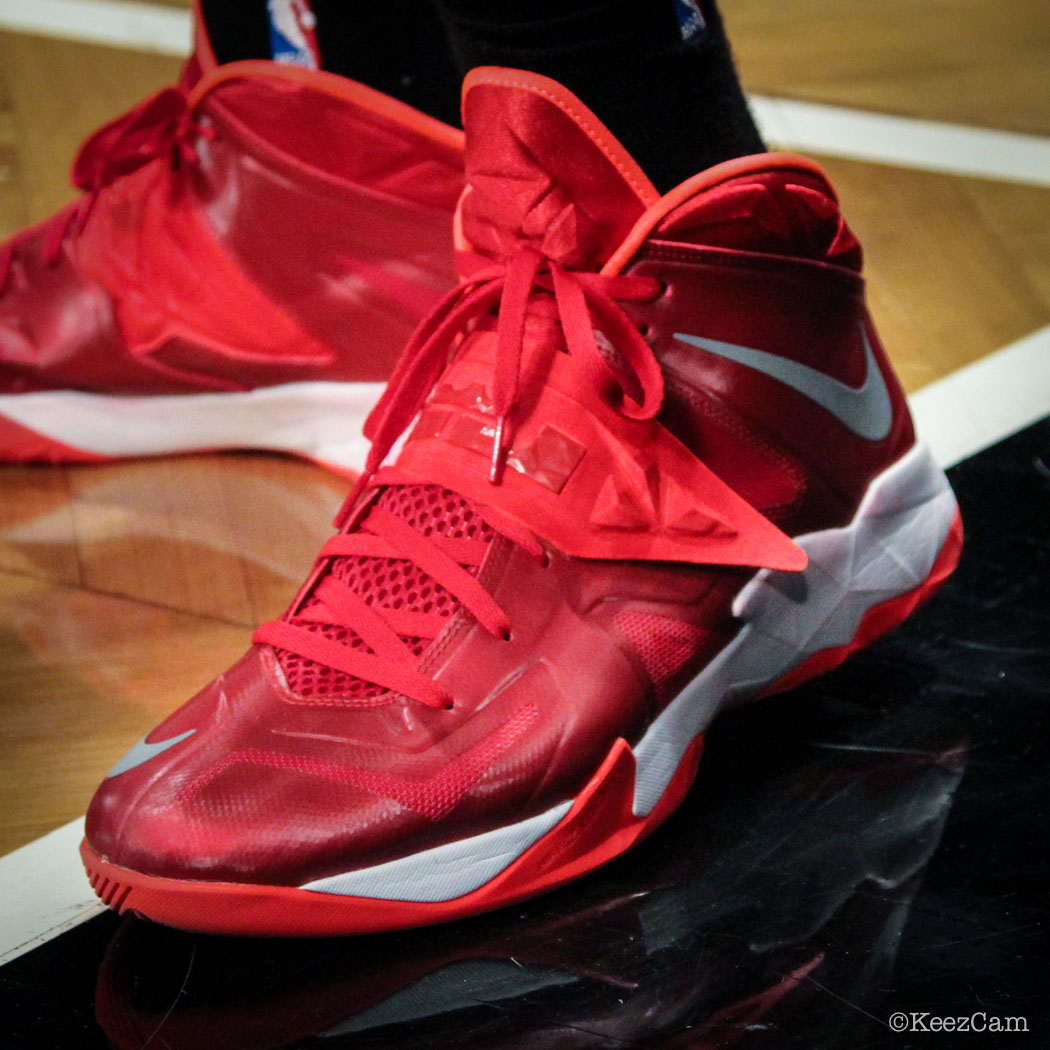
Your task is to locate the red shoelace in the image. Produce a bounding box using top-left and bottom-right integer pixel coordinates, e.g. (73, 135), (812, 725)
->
(255, 247), (665, 709)
(0, 84), (212, 295)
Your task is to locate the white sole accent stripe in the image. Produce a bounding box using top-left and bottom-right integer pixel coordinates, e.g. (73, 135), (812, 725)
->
(0, 381), (385, 471)
(302, 801), (573, 902)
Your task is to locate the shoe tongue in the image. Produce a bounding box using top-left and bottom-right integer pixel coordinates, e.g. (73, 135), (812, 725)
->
(458, 68), (660, 272)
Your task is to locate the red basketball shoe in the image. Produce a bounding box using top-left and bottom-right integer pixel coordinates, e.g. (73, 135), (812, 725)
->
(81, 68), (962, 935)
(0, 4), (463, 471)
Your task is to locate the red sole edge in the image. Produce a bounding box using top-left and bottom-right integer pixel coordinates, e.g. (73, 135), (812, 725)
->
(80, 735), (705, 937)
(760, 509), (964, 699)
(0, 413), (361, 476)
(0, 416), (108, 463)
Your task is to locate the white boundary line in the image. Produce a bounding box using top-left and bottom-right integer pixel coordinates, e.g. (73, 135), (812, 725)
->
(0, 0), (191, 55)
(2, 0), (1050, 186)
(908, 324), (1050, 467)
(0, 819), (103, 965)
(750, 96), (1050, 188)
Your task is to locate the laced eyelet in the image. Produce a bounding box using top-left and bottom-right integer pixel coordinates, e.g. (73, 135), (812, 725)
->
(500, 628), (513, 642)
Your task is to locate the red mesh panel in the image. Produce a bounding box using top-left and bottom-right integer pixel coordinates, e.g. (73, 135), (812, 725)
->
(277, 486), (495, 701)
(614, 611), (712, 697)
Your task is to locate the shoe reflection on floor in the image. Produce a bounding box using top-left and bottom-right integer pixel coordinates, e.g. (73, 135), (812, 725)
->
(94, 676), (966, 1050)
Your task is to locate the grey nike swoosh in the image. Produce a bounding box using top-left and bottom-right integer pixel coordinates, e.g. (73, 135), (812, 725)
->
(673, 325), (893, 441)
(106, 729), (196, 778)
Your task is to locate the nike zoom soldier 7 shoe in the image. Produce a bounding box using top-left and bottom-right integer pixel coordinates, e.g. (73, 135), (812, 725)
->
(81, 69), (962, 935)
(0, 3), (462, 471)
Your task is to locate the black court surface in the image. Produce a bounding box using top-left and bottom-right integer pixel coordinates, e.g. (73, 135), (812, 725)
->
(2, 418), (1047, 1048)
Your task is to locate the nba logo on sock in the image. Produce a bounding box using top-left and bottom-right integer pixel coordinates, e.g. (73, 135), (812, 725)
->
(267, 0), (321, 69)
(675, 0), (706, 42)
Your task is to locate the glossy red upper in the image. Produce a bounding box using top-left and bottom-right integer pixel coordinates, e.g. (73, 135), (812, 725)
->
(0, 62), (464, 396)
(86, 69), (920, 891)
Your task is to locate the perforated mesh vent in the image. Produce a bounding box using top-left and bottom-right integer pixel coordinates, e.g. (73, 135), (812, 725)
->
(614, 611), (711, 697)
(276, 485), (495, 701)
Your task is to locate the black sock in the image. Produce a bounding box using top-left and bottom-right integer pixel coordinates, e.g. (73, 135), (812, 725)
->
(197, 0), (462, 128)
(311, 1), (461, 127)
(433, 0), (764, 192)
(198, 0), (272, 64)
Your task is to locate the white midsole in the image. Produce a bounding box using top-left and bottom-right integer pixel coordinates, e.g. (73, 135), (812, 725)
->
(303, 441), (958, 903)
(0, 381), (386, 471)
(632, 440), (956, 814)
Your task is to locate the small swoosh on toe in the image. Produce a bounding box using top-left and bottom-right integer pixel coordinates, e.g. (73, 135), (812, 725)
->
(106, 729), (196, 778)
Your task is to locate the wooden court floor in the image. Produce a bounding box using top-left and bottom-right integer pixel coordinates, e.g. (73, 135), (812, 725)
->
(0, 0), (1048, 857)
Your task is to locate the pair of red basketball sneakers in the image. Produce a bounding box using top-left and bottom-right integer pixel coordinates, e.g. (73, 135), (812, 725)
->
(2, 11), (961, 934)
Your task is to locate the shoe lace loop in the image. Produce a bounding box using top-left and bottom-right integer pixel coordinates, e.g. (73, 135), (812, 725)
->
(257, 248), (665, 709)
(358, 246), (665, 491)
(0, 85), (209, 294)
